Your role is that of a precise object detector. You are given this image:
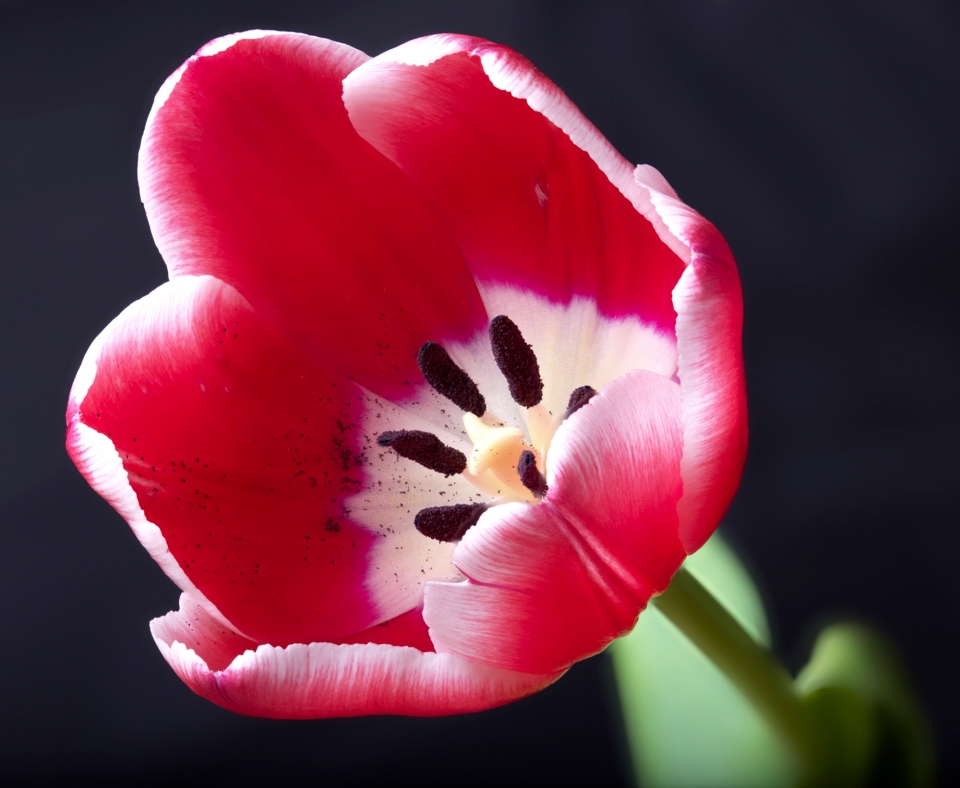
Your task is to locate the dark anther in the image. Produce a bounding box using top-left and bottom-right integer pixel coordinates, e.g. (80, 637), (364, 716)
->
(377, 430), (467, 477)
(415, 503), (488, 542)
(517, 450), (549, 499)
(564, 385), (598, 420)
(489, 316), (543, 407)
(417, 342), (486, 417)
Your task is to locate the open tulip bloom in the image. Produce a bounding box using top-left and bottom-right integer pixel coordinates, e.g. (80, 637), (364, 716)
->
(66, 32), (747, 719)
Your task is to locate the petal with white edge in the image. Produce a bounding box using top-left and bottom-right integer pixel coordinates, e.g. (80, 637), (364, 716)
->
(151, 594), (562, 718)
(343, 34), (687, 333)
(140, 31), (489, 404)
(424, 370), (686, 674)
(663, 196), (748, 554)
(67, 275), (468, 648)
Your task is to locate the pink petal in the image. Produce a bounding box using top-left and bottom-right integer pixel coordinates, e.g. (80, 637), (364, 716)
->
(152, 593), (561, 718)
(151, 592), (261, 671)
(343, 35), (687, 331)
(547, 370), (689, 594)
(424, 370), (686, 674)
(66, 275), (461, 647)
(139, 31), (489, 402)
(659, 187), (748, 553)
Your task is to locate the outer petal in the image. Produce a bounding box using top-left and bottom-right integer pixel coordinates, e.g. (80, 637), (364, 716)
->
(139, 31), (489, 402)
(423, 370), (686, 674)
(342, 34), (687, 331)
(658, 186), (748, 553)
(151, 594), (561, 718)
(66, 275), (468, 648)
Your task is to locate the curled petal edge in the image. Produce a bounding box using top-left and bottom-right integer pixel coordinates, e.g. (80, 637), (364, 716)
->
(654, 184), (748, 553)
(151, 594), (562, 718)
(65, 277), (255, 638)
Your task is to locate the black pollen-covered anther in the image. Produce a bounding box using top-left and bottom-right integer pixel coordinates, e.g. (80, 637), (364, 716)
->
(416, 342), (486, 417)
(517, 450), (549, 499)
(415, 503), (488, 542)
(377, 430), (467, 477)
(564, 385), (598, 420)
(489, 315), (543, 407)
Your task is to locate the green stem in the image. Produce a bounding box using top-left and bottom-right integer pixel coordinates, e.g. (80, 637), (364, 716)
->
(652, 568), (825, 785)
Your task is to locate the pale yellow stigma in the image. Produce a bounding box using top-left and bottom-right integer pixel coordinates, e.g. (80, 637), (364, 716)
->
(463, 413), (540, 500)
(525, 403), (555, 463)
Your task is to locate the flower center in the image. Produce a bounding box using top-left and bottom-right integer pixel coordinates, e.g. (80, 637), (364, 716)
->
(462, 412), (540, 499)
(377, 315), (597, 542)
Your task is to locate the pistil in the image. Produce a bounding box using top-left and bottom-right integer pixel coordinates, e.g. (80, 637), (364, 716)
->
(462, 412), (538, 499)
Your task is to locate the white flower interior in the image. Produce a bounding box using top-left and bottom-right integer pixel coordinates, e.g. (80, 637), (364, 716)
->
(348, 285), (678, 624)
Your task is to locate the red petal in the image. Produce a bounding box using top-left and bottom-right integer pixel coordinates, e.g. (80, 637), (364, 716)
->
(330, 606), (434, 653)
(662, 190), (748, 553)
(67, 275), (460, 647)
(140, 32), (488, 402)
(343, 35), (687, 330)
(424, 370), (686, 674)
(151, 593), (561, 718)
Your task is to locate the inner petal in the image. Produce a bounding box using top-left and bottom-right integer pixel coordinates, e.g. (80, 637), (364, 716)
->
(343, 44), (686, 329)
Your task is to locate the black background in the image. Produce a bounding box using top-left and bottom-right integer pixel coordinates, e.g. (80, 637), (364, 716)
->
(2, 0), (958, 784)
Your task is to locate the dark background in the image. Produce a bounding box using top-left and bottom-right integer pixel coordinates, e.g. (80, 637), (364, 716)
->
(2, 0), (958, 783)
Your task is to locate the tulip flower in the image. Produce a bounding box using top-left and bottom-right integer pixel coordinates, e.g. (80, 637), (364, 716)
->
(65, 31), (746, 718)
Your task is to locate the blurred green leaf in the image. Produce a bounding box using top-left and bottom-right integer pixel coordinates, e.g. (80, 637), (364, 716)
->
(609, 532), (798, 788)
(796, 624), (935, 788)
